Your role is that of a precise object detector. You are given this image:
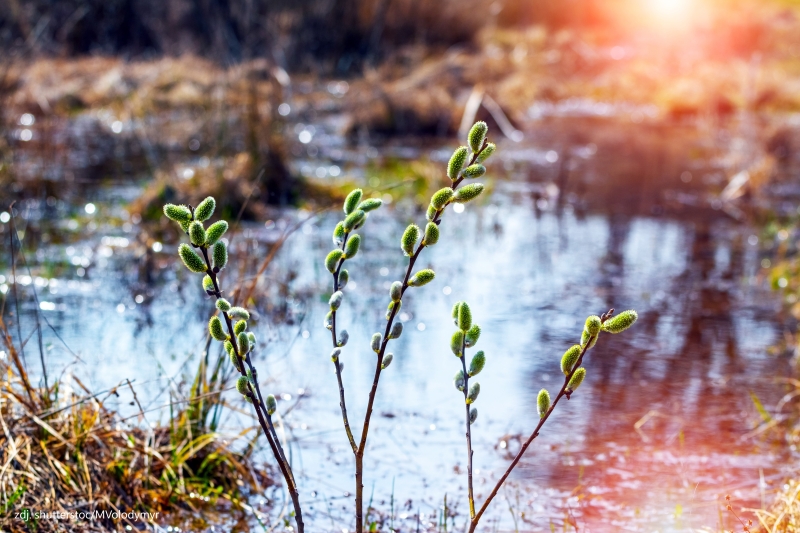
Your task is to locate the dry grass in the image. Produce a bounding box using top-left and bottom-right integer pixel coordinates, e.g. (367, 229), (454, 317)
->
(754, 480), (800, 532)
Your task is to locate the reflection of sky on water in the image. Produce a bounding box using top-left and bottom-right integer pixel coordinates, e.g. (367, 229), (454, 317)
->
(6, 176), (791, 531)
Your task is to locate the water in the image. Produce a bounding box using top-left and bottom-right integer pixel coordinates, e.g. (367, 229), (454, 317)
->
(2, 119), (796, 532)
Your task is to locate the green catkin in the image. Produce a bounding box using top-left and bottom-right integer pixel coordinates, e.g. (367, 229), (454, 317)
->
(224, 340), (235, 356)
(581, 329), (598, 350)
(386, 301), (401, 320)
(208, 316), (227, 341)
(234, 320), (247, 335)
(333, 222), (345, 245)
(236, 376), (249, 396)
(343, 209), (366, 231)
(584, 316), (602, 336)
(205, 220), (228, 246)
(567, 367), (586, 392)
(467, 382), (480, 404)
(451, 331), (465, 356)
(229, 307), (250, 320)
(401, 224), (420, 256)
(212, 241), (228, 270)
(202, 275), (214, 292)
(194, 197), (216, 222)
(423, 222), (439, 246)
(330, 348), (341, 361)
(426, 204), (438, 222)
(329, 291), (343, 310)
(237, 332), (250, 354)
(381, 353), (393, 370)
(458, 302), (472, 331)
(324, 311), (333, 330)
(453, 183), (485, 203)
(371, 333), (382, 353)
(179, 220), (191, 233)
(390, 322), (403, 339)
(358, 198), (383, 212)
(344, 234), (361, 259)
(468, 351), (485, 376)
(163, 204), (192, 222)
(454, 370), (466, 391)
(216, 298), (231, 312)
(337, 329), (349, 347)
(469, 407), (478, 424)
(325, 249), (345, 273)
(537, 389), (551, 418)
(477, 142), (496, 163)
(390, 281), (402, 302)
(462, 164), (486, 179)
(179, 244), (207, 273)
(468, 121), (488, 153)
(338, 269), (349, 288)
(452, 302), (462, 325)
(408, 269), (435, 287)
(247, 332), (256, 346)
(602, 310), (639, 334)
(465, 324), (481, 347)
(561, 344), (582, 375)
(230, 351), (242, 372)
(343, 189), (363, 215)
(447, 146), (469, 180)
(431, 187), (455, 210)
(266, 395), (277, 415)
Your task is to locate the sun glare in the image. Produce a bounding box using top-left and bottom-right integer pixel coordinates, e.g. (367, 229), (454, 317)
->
(648, 0), (691, 25)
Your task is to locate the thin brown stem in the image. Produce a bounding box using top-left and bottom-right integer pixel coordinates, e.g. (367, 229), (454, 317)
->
(459, 335), (475, 519)
(468, 312), (612, 533)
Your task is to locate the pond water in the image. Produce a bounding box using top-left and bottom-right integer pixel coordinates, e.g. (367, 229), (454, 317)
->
(2, 117), (796, 532)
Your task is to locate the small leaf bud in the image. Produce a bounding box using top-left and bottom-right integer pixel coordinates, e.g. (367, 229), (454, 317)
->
(212, 241), (228, 270)
(458, 302), (472, 331)
(468, 351), (485, 377)
(468, 121), (488, 153)
(537, 389), (551, 418)
(452, 302), (462, 326)
(229, 307), (250, 321)
(338, 269), (349, 289)
(381, 353), (393, 370)
(247, 332), (256, 346)
(205, 220), (228, 246)
(448, 146), (469, 180)
(401, 224), (420, 256)
(330, 348), (341, 362)
(237, 332), (250, 354)
(469, 407), (478, 424)
(476, 142), (496, 163)
(236, 376), (250, 395)
(337, 329), (349, 347)
(337, 361), (345, 373)
(234, 320), (247, 335)
(344, 189), (363, 215)
(344, 234), (361, 259)
(333, 221), (345, 245)
(453, 183), (485, 203)
(390, 281), (402, 302)
(580, 329), (598, 350)
(466, 382), (480, 404)
(371, 332), (382, 353)
(451, 331), (465, 356)
(567, 367), (586, 392)
(329, 291), (344, 311)
(462, 164), (486, 179)
(358, 198), (383, 212)
(584, 316), (602, 336)
(194, 196), (216, 222)
(324, 311), (333, 330)
(386, 301), (401, 320)
(163, 203), (192, 222)
(560, 345), (582, 375)
(202, 275), (214, 292)
(224, 340), (235, 357)
(423, 222), (439, 246)
(229, 351), (242, 372)
(325, 249), (344, 273)
(265, 394), (277, 415)
(216, 298), (231, 312)
(389, 321), (403, 339)
(408, 269), (435, 287)
(209, 316), (227, 341)
(465, 324), (481, 348)
(179, 243), (207, 273)
(343, 209), (366, 231)
(454, 370), (465, 391)
(431, 188), (454, 210)
(602, 310), (638, 334)
(426, 204), (438, 222)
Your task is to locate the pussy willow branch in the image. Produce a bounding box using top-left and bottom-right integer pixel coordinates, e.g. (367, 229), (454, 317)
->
(330, 230), (358, 454)
(467, 310), (612, 533)
(195, 238), (304, 533)
(459, 335), (475, 519)
(353, 140), (489, 533)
